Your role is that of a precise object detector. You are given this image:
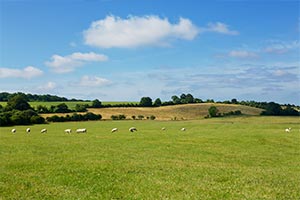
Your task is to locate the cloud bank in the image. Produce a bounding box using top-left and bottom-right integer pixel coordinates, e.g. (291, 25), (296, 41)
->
(0, 66), (43, 79)
(45, 52), (108, 73)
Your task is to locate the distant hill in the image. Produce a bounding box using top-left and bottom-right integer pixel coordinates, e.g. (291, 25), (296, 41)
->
(86, 103), (264, 120)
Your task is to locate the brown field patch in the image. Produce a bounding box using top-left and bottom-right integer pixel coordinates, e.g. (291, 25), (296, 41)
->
(88, 103), (263, 120)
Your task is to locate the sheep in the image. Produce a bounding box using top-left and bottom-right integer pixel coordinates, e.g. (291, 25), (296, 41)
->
(285, 128), (291, 133)
(181, 128), (186, 131)
(26, 128), (31, 133)
(76, 128), (87, 133)
(40, 128), (47, 134)
(64, 129), (72, 134)
(129, 127), (137, 132)
(11, 129), (16, 133)
(111, 128), (118, 133)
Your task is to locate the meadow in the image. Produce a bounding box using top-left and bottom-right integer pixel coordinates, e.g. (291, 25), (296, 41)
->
(0, 116), (299, 199)
(0, 101), (138, 110)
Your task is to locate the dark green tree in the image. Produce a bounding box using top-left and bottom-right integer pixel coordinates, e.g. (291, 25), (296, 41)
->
(54, 103), (71, 113)
(153, 98), (162, 107)
(231, 98), (238, 104)
(171, 95), (181, 104)
(186, 93), (194, 103)
(140, 97), (153, 107)
(91, 99), (102, 108)
(208, 106), (219, 117)
(6, 94), (31, 111)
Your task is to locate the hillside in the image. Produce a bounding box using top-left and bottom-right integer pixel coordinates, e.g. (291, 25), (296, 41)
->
(87, 103), (263, 120)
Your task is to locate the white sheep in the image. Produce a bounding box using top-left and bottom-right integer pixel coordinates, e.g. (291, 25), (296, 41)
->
(129, 127), (137, 132)
(111, 128), (118, 133)
(64, 129), (72, 134)
(26, 128), (31, 133)
(76, 128), (87, 133)
(41, 128), (47, 134)
(11, 129), (16, 133)
(285, 128), (291, 133)
(181, 128), (186, 131)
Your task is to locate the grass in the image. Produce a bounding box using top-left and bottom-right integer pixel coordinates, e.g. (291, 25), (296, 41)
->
(88, 103), (263, 120)
(0, 116), (299, 199)
(0, 101), (138, 110)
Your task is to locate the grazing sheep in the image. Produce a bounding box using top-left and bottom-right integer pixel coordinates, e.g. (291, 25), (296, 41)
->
(181, 128), (186, 131)
(161, 127), (166, 131)
(111, 128), (118, 133)
(285, 128), (291, 133)
(11, 129), (16, 133)
(129, 127), (137, 132)
(26, 128), (31, 133)
(41, 128), (47, 134)
(64, 129), (72, 134)
(76, 128), (87, 133)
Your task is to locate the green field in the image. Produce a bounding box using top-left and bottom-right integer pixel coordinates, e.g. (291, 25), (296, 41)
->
(0, 101), (138, 109)
(0, 116), (299, 199)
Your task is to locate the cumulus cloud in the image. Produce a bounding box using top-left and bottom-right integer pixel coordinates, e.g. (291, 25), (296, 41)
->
(228, 50), (258, 58)
(0, 66), (43, 79)
(83, 15), (199, 48)
(45, 52), (108, 73)
(37, 82), (57, 91)
(78, 75), (112, 87)
(201, 22), (239, 35)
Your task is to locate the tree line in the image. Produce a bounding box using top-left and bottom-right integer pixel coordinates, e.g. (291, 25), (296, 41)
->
(0, 95), (102, 126)
(0, 92), (84, 102)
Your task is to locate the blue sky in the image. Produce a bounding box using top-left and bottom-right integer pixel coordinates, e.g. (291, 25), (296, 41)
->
(0, 0), (299, 104)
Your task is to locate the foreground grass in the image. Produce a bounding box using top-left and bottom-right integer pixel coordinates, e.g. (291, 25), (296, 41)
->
(0, 116), (299, 199)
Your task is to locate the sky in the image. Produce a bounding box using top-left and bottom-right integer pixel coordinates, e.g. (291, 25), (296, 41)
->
(0, 0), (299, 104)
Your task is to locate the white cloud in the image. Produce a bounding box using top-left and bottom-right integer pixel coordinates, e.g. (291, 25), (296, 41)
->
(79, 75), (111, 87)
(201, 22), (239, 35)
(83, 15), (199, 48)
(0, 66), (43, 79)
(264, 40), (300, 54)
(37, 82), (57, 91)
(228, 50), (258, 58)
(45, 52), (108, 73)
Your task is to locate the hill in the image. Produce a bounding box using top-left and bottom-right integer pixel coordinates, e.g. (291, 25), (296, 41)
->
(74, 103), (263, 120)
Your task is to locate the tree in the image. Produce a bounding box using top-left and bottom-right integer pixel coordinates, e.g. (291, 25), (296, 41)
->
(261, 102), (282, 115)
(231, 98), (238, 104)
(36, 105), (49, 113)
(30, 115), (45, 124)
(208, 106), (219, 117)
(6, 94), (31, 111)
(54, 103), (71, 113)
(171, 95), (181, 104)
(92, 99), (102, 108)
(139, 97), (153, 107)
(153, 98), (162, 107)
(186, 93), (194, 103)
(75, 104), (88, 112)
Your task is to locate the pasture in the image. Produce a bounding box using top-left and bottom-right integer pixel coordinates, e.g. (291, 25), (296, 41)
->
(0, 116), (299, 199)
(0, 101), (138, 110)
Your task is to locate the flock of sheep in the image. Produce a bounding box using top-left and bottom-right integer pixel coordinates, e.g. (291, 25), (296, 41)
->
(9, 127), (295, 134)
(9, 126), (187, 134)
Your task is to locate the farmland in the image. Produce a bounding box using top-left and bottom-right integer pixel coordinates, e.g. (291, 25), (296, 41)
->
(0, 116), (299, 199)
(0, 101), (138, 110)
(39, 103), (264, 120)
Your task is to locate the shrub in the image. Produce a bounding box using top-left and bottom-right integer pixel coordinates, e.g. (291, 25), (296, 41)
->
(138, 115), (144, 120)
(150, 115), (156, 120)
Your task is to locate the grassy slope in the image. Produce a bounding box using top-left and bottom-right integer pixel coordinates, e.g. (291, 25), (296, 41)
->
(88, 103), (263, 120)
(0, 116), (299, 199)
